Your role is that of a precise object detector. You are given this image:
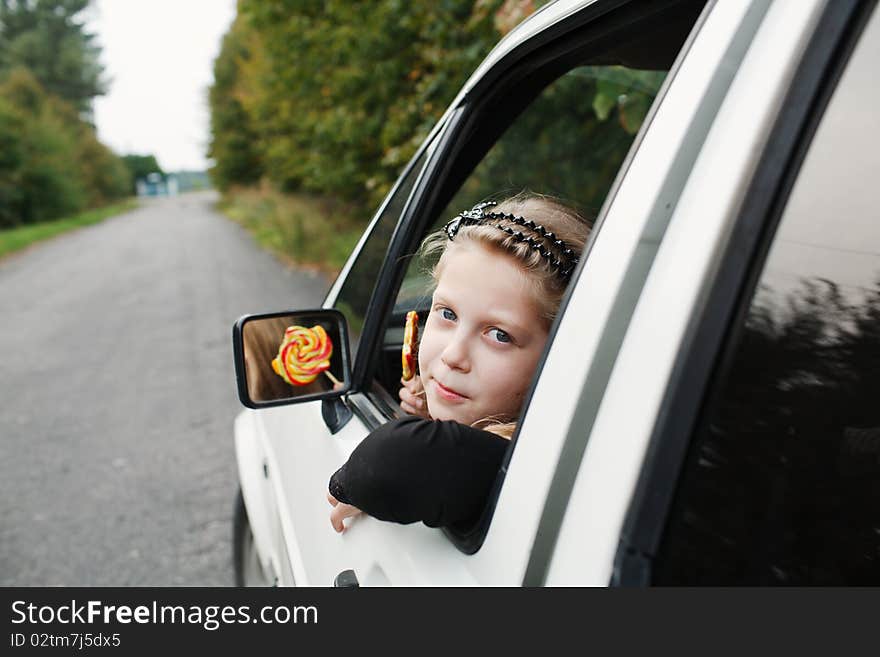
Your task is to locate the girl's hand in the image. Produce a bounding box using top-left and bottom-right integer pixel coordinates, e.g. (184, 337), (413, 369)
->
(399, 375), (430, 419)
(328, 492), (363, 533)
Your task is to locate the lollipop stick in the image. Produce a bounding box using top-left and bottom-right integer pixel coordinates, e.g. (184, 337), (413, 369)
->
(324, 370), (341, 387)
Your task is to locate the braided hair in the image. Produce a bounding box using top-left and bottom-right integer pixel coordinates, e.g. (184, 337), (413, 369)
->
(421, 192), (591, 329)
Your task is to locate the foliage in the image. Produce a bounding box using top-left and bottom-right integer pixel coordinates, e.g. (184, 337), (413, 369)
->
(0, 0), (106, 116)
(0, 67), (84, 225)
(0, 66), (130, 228)
(590, 66), (666, 135)
(207, 1), (669, 275)
(209, 0), (513, 208)
(121, 154), (165, 193)
(208, 11), (263, 190)
(219, 184), (362, 275)
(208, 1), (659, 237)
(76, 124), (131, 206)
(0, 95), (25, 226)
(0, 1), (130, 227)
(445, 65), (665, 219)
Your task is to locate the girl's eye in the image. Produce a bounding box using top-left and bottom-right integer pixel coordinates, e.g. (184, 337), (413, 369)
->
(488, 328), (512, 344)
(439, 307), (457, 322)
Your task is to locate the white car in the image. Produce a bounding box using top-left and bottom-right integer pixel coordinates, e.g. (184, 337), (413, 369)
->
(231, 0), (880, 586)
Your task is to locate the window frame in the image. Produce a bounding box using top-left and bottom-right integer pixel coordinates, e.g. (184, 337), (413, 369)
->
(354, 0), (708, 405)
(611, 0), (874, 586)
(340, 0), (709, 554)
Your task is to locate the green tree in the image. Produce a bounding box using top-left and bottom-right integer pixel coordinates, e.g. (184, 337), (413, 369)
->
(208, 1), (515, 206)
(0, 0), (106, 117)
(0, 68), (85, 224)
(240, 0), (506, 206)
(77, 129), (130, 204)
(452, 66), (665, 216)
(207, 10), (263, 190)
(121, 154), (164, 193)
(0, 2), (129, 226)
(0, 95), (26, 226)
(0, 67), (128, 227)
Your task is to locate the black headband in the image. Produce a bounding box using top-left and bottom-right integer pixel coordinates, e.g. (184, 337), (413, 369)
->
(444, 201), (579, 282)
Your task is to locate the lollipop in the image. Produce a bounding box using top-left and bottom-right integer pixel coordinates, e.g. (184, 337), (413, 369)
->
(271, 325), (339, 386)
(401, 311), (419, 381)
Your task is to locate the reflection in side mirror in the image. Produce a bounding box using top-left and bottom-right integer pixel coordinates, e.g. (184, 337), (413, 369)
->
(232, 309), (352, 409)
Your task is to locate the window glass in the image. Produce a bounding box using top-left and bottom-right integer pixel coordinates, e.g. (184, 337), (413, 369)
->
(654, 16), (880, 585)
(374, 64), (666, 397)
(333, 145), (431, 362)
(445, 66), (665, 218)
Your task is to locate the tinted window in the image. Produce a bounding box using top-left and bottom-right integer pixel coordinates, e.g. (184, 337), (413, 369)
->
(654, 13), (880, 585)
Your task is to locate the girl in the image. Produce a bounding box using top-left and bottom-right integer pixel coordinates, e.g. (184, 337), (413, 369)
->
(328, 193), (590, 532)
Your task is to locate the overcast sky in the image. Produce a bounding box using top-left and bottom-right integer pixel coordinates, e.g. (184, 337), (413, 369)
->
(85, 0), (238, 172)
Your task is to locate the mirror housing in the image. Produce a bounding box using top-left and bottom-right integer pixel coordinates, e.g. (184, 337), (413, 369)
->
(232, 309), (352, 409)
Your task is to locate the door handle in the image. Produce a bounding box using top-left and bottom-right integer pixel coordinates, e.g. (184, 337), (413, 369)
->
(333, 569), (359, 587)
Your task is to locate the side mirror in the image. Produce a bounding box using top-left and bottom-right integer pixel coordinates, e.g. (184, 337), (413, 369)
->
(232, 309), (352, 409)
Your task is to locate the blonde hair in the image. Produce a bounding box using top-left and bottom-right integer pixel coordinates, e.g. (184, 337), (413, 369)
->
(420, 192), (591, 438)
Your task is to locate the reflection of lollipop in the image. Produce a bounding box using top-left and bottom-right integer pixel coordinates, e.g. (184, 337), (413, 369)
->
(401, 311), (419, 381)
(271, 325), (340, 386)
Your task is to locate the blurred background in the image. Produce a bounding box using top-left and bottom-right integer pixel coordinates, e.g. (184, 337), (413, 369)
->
(0, 0), (542, 585)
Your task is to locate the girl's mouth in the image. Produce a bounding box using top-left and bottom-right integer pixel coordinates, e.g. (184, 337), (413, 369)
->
(433, 379), (468, 402)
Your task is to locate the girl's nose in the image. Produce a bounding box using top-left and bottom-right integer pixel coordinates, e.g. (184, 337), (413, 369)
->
(440, 331), (470, 372)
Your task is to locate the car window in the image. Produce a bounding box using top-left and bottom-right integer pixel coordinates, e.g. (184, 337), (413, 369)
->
(333, 143), (433, 363)
(652, 11), (880, 584)
(373, 64), (666, 398)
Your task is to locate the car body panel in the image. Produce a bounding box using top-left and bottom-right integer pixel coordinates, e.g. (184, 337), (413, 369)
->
(232, 0), (874, 586)
(471, 0), (753, 583)
(234, 410), (280, 584)
(544, 0), (829, 585)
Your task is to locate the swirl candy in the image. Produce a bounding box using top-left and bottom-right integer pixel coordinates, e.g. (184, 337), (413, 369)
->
(401, 311), (419, 381)
(271, 325), (333, 386)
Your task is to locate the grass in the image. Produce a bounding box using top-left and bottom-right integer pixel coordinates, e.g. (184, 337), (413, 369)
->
(217, 184), (366, 277)
(0, 199), (140, 259)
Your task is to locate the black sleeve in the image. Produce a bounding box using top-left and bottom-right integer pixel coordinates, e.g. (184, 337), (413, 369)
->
(328, 416), (509, 529)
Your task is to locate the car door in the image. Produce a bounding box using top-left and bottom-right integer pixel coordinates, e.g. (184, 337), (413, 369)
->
(247, 0), (787, 586)
(537, 0), (877, 585)
(638, 0), (880, 586)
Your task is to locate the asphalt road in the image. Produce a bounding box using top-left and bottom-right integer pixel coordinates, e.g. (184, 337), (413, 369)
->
(0, 191), (330, 585)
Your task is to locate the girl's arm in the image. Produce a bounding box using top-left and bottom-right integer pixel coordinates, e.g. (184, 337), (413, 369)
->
(327, 417), (508, 530)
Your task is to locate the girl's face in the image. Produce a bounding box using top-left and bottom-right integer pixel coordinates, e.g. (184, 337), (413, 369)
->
(419, 241), (550, 427)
